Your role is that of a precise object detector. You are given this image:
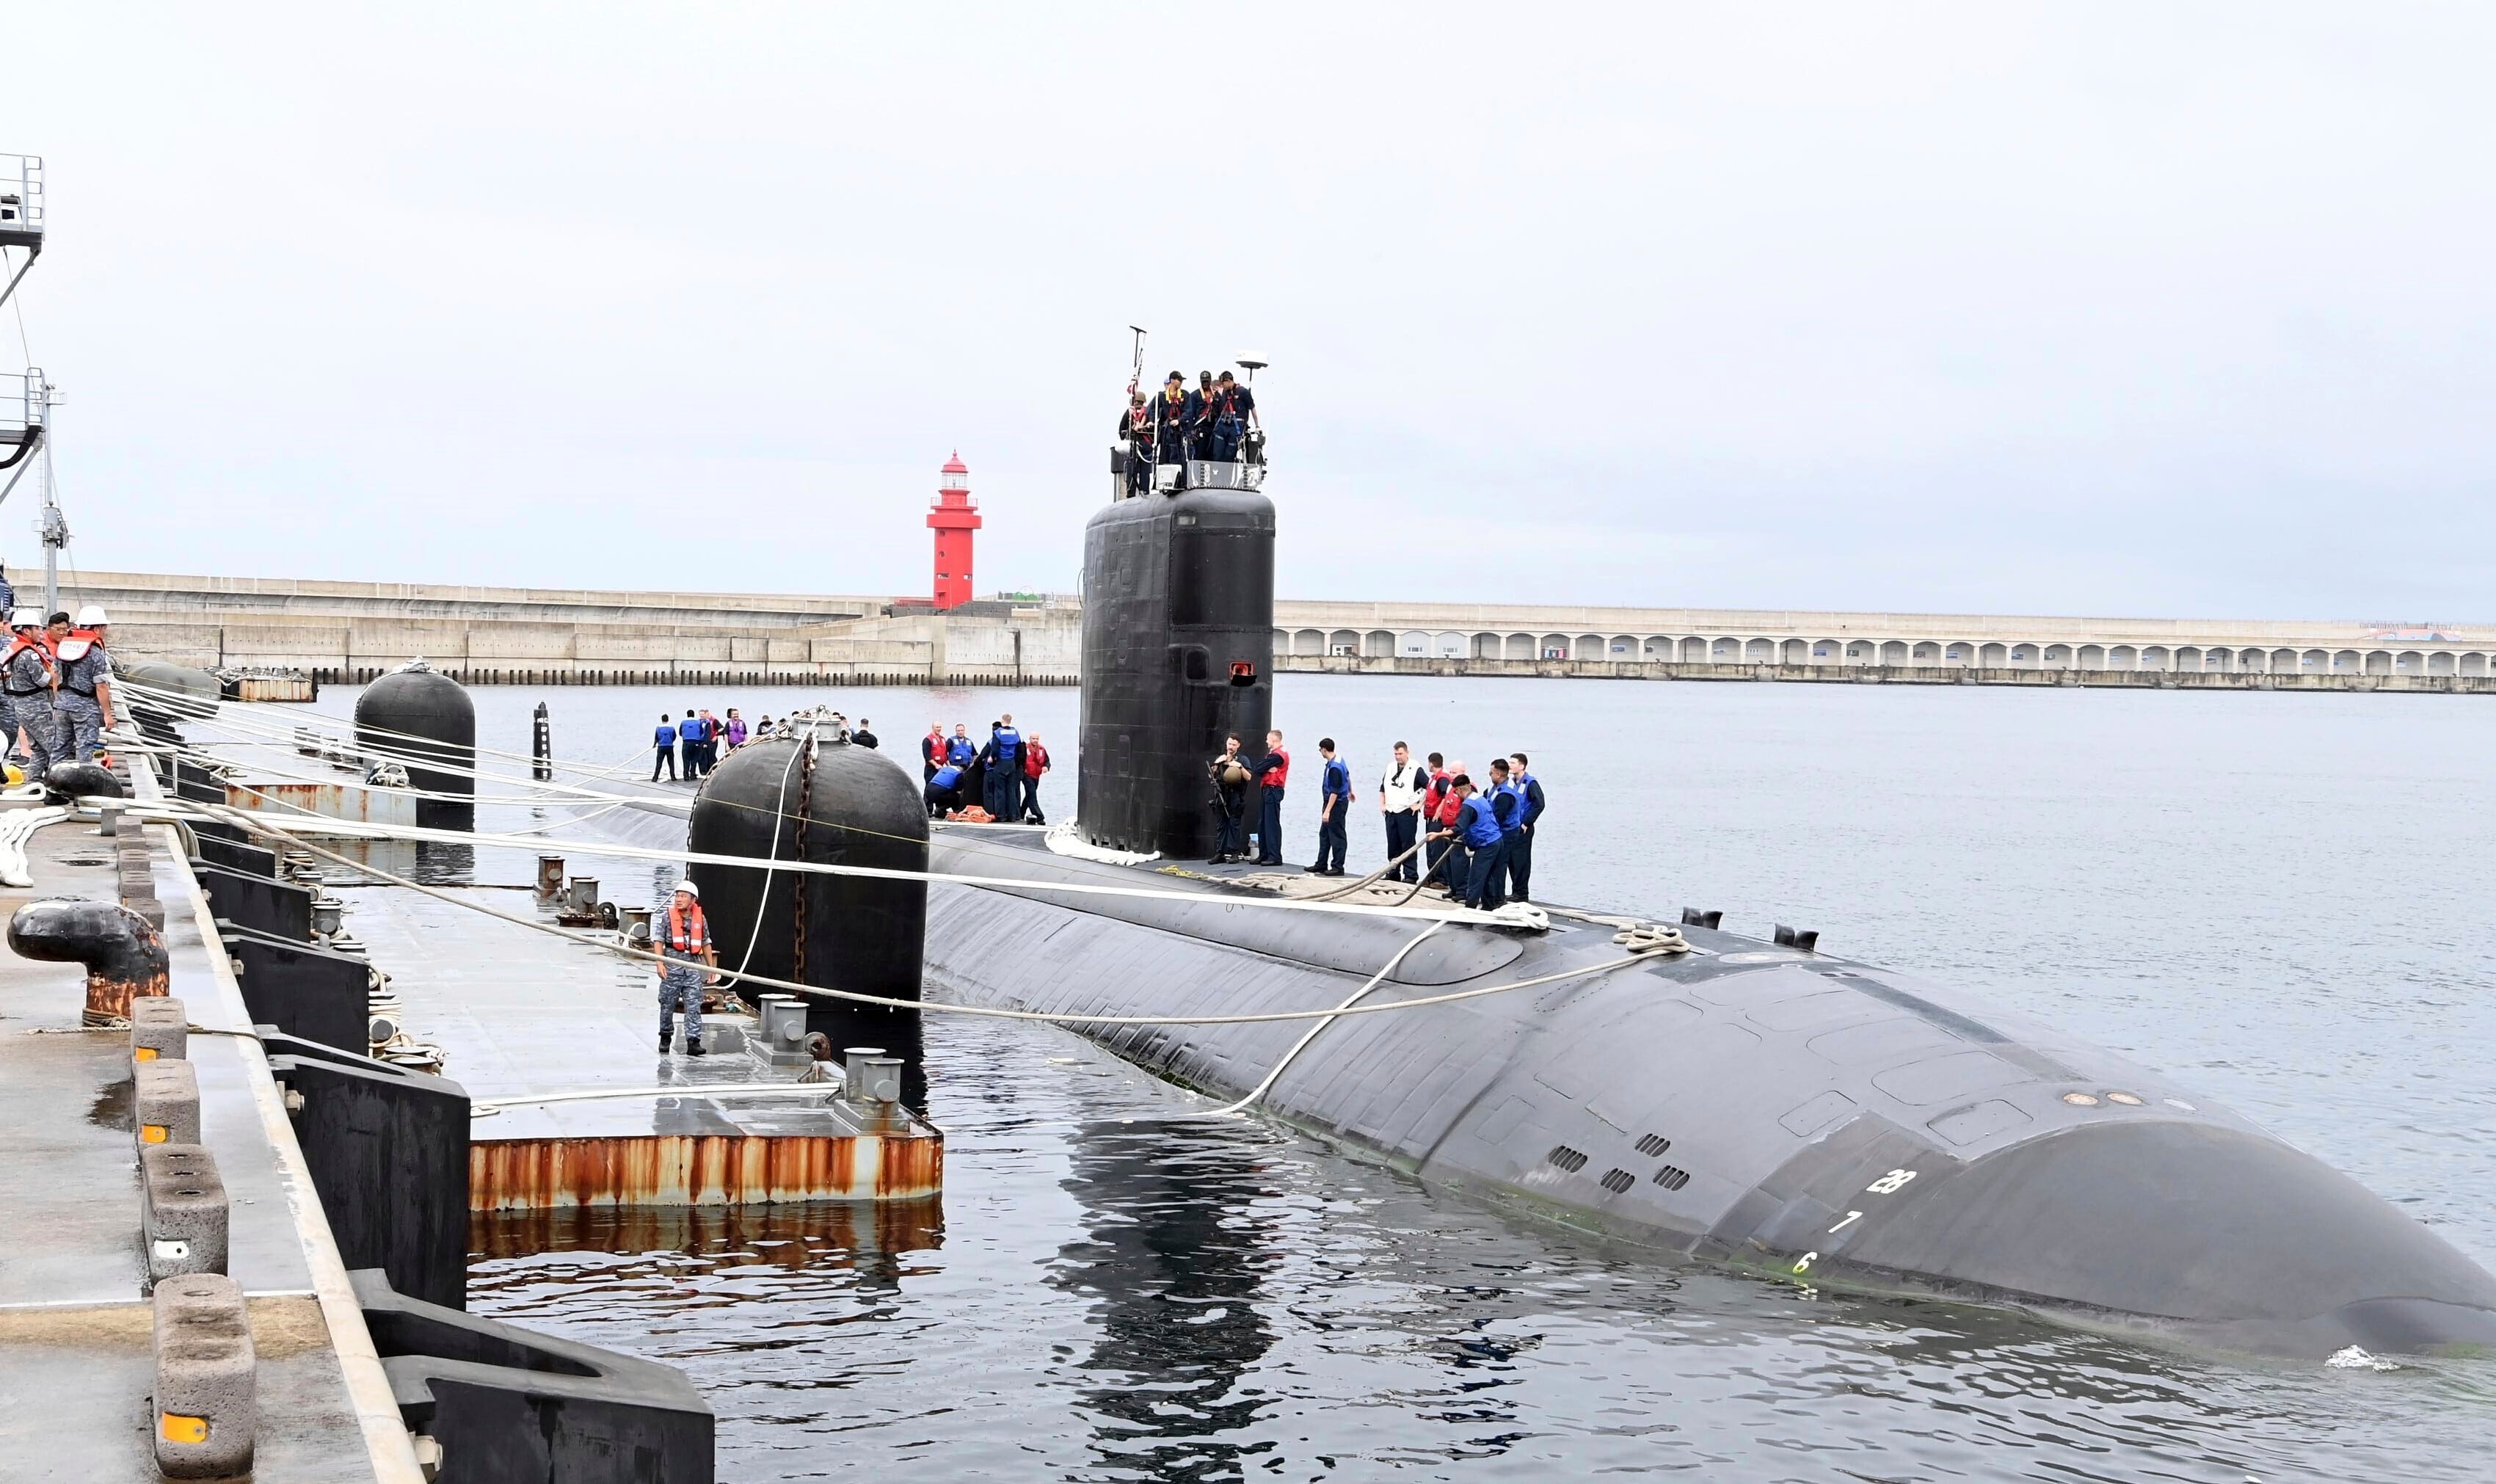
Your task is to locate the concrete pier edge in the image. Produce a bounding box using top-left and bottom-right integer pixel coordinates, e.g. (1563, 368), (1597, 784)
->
(137, 757), (429, 1483)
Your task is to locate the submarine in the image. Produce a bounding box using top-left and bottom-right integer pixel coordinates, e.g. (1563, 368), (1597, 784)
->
(658, 455), (2496, 1360)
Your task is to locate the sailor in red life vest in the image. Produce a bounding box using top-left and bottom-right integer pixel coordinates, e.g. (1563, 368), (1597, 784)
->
(921, 721), (947, 785)
(655, 880), (717, 1055)
(1020, 732), (1051, 825)
(52, 605), (117, 763)
(1426, 757), (1468, 892)
(1, 609), (59, 781)
(1241, 728), (1290, 866)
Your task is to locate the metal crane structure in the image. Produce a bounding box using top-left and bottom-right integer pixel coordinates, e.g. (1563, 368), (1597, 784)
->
(0, 153), (65, 615)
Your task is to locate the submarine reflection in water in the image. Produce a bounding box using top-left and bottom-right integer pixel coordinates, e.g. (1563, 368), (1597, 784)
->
(1052, 1119), (1278, 1477)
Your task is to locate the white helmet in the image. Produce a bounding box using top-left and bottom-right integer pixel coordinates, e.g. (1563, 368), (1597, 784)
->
(74, 605), (108, 627)
(5, 609), (35, 630)
(672, 879), (699, 899)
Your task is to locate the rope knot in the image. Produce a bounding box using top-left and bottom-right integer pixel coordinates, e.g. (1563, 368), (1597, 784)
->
(1612, 923), (1690, 956)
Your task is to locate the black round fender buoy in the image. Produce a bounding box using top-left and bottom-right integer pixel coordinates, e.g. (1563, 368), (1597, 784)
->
(355, 661), (476, 831)
(688, 726), (928, 1080)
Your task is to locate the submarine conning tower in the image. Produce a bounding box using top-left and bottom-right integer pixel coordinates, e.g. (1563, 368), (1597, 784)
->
(1078, 484), (1276, 859)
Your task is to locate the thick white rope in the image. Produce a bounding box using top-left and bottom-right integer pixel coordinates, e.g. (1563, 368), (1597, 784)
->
(183, 802), (1643, 1029)
(142, 789), (1545, 931)
(1194, 917), (1449, 1117)
(471, 1083), (844, 1115)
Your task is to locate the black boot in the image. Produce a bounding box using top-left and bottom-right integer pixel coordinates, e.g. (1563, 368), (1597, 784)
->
(658, 1033), (672, 1054)
(685, 1037), (707, 1057)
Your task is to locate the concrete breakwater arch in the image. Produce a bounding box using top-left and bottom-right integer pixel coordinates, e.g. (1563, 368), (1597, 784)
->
(1275, 625), (2494, 678)
(1270, 605), (2496, 691)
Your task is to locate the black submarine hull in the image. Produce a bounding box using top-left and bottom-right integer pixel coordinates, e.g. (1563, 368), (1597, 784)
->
(918, 828), (2496, 1357)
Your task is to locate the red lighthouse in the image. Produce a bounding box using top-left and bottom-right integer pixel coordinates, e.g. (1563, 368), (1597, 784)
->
(926, 451), (981, 610)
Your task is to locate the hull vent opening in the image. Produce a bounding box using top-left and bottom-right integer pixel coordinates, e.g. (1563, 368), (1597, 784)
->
(1652, 1165), (1692, 1191)
(1634, 1133), (1672, 1157)
(1598, 1168), (1636, 1194)
(1546, 1145), (1589, 1174)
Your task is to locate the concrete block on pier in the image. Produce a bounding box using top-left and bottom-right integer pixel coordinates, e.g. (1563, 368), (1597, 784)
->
(135, 1057), (203, 1149)
(141, 1142), (230, 1284)
(130, 994), (188, 1063)
(151, 1273), (257, 1479)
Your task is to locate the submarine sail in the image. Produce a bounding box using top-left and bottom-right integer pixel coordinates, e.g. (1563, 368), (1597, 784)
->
(1077, 485), (1274, 859)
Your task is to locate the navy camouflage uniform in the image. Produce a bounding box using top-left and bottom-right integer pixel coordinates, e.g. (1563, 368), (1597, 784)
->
(4, 639), (58, 779)
(656, 901), (709, 1049)
(54, 641), (111, 763)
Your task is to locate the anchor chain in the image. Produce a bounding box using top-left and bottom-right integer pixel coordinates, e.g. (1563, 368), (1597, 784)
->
(790, 727), (818, 986)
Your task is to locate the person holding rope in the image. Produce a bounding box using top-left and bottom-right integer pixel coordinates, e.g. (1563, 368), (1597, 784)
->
(656, 879), (717, 1055)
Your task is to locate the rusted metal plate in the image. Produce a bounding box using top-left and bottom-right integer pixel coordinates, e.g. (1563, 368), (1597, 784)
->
(470, 1130), (944, 1211)
(220, 779), (418, 828)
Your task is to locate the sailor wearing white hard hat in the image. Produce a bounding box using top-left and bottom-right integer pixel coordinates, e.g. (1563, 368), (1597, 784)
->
(655, 879), (716, 1055)
(52, 603), (115, 764)
(0, 608), (57, 784)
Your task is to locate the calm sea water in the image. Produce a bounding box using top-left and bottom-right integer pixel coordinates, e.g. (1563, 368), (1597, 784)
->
(341, 677), (2496, 1481)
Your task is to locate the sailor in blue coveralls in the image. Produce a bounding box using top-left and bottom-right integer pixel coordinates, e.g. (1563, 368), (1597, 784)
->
(655, 881), (716, 1055)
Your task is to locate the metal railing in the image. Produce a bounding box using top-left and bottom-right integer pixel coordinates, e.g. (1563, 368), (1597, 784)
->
(0, 153), (44, 245)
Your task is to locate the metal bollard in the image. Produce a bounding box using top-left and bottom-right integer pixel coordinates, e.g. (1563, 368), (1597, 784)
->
(153, 1273), (257, 1480)
(535, 854), (565, 896)
(142, 1143), (230, 1284)
(7, 897), (172, 1025)
(131, 996), (188, 1064)
(136, 1058), (203, 1149)
(843, 1046), (902, 1104)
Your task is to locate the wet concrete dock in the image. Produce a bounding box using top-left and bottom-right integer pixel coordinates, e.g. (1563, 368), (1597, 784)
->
(0, 802), (412, 1481)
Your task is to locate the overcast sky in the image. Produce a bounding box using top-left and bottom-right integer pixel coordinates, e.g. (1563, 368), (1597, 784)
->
(4, 5), (2491, 619)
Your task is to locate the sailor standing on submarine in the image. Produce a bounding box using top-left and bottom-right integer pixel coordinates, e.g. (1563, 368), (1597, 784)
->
(1242, 729), (1291, 865)
(655, 879), (716, 1055)
(52, 605), (116, 763)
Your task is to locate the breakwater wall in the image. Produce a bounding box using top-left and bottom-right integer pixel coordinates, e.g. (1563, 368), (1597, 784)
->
(74, 567), (2496, 693)
(79, 570), (1081, 686)
(1277, 654), (2496, 694)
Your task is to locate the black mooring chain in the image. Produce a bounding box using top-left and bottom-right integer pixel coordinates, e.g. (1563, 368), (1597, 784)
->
(791, 730), (816, 986)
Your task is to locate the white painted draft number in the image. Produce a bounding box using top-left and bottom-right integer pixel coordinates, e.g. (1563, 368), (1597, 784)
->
(1866, 1168), (1918, 1195)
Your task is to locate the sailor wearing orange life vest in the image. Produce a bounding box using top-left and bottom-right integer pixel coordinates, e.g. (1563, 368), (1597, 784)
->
(655, 880), (718, 1055)
(52, 605), (117, 763)
(1, 609), (59, 782)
